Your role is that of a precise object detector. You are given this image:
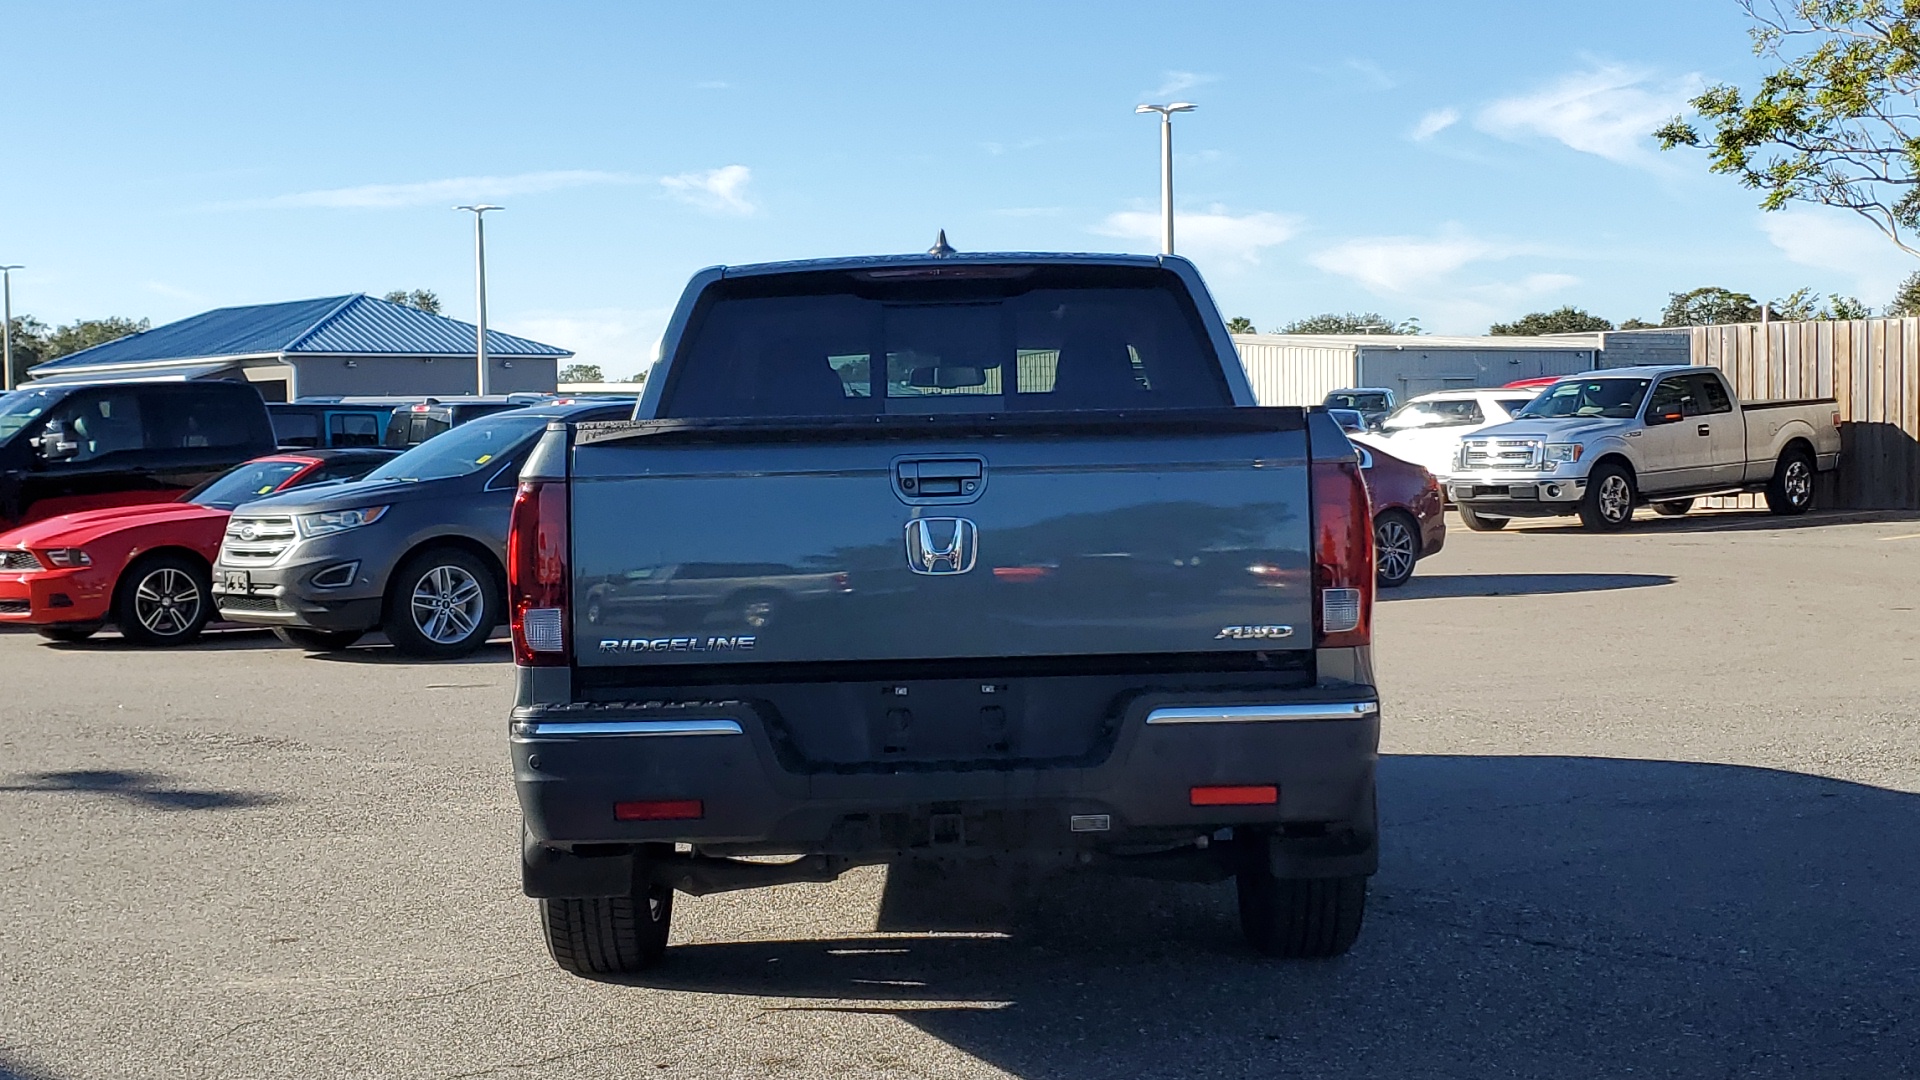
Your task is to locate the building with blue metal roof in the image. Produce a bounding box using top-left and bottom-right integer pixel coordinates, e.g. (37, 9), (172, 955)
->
(29, 294), (572, 400)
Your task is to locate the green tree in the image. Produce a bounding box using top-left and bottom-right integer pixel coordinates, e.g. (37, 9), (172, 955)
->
(382, 289), (442, 315)
(1277, 312), (1419, 335)
(1225, 316), (1256, 334)
(1889, 270), (1920, 316)
(4, 315), (49, 387)
(1655, 2), (1920, 256)
(559, 363), (605, 383)
(1488, 306), (1614, 335)
(1767, 287), (1872, 320)
(1619, 317), (1660, 329)
(1663, 287), (1761, 326)
(1830, 294), (1873, 319)
(41, 316), (148, 360)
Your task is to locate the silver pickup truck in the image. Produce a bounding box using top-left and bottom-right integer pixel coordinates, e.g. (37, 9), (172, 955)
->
(508, 250), (1383, 974)
(1447, 365), (1842, 530)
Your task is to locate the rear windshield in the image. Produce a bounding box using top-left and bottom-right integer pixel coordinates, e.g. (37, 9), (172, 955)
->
(1327, 391), (1390, 411)
(661, 265), (1232, 417)
(190, 460), (308, 510)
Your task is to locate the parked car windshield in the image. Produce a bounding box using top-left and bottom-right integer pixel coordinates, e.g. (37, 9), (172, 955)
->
(0, 387), (60, 442)
(188, 460), (310, 510)
(1382, 398), (1485, 430)
(362, 413), (546, 482)
(1326, 391), (1390, 411)
(1516, 378), (1651, 420)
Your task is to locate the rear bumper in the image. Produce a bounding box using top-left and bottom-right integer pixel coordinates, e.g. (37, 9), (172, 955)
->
(513, 692), (1379, 886)
(0, 567), (116, 627)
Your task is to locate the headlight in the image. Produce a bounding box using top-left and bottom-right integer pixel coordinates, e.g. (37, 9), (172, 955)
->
(296, 506), (389, 538)
(1544, 443), (1584, 465)
(42, 548), (90, 568)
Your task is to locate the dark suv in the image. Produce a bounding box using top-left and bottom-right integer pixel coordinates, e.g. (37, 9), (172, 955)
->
(213, 401), (631, 657)
(0, 381), (277, 531)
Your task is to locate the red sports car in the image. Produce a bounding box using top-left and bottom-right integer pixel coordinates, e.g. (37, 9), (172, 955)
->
(1358, 443), (1446, 588)
(0, 448), (395, 646)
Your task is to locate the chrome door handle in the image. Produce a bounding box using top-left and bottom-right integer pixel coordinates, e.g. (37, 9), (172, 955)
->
(1697, 424), (1711, 436)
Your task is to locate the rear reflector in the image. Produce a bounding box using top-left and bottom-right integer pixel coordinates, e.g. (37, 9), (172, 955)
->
(1190, 785), (1278, 807)
(614, 799), (704, 821)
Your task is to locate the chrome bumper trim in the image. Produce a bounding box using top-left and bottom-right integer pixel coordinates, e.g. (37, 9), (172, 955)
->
(1145, 702), (1378, 725)
(512, 718), (745, 739)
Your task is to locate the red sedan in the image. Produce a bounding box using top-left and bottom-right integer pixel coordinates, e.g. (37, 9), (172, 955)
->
(0, 449), (395, 645)
(1359, 443), (1446, 588)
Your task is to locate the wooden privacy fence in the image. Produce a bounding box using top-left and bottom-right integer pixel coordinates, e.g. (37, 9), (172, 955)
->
(1692, 318), (1920, 510)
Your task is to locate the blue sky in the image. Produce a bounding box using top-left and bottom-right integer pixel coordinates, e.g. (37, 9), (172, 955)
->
(4, 1), (1913, 377)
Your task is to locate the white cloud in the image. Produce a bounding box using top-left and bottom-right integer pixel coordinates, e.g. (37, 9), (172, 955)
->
(1410, 107), (1461, 142)
(1095, 206), (1301, 264)
(659, 164), (756, 216)
(1147, 70), (1216, 99)
(1759, 208), (1917, 299)
(1310, 231), (1508, 292)
(1345, 59), (1397, 91)
(1476, 64), (1702, 167)
(258, 170), (637, 209)
(501, 306), (675, 382)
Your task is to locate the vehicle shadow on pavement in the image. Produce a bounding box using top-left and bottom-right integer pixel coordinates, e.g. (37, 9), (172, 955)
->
(627, 755), (1920, 1079)
(0, 768), (276, 811)
(35, 627), (280, 651)
(305, 641), (513, 666)
(1385, 572), (1673, 600)
(1510, 508), (1920, 535)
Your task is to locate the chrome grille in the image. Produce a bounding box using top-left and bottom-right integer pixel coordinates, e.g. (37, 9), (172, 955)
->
(0, 550), (42, 572)
(1460, 439), (1543, 471)
(222, 515), (298, 564)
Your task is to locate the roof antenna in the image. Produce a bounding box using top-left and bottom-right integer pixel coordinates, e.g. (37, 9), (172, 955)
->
(928, 229), (956, 257)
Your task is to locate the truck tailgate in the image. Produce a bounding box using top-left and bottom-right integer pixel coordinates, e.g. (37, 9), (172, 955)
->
(567, 412), (1313, 669)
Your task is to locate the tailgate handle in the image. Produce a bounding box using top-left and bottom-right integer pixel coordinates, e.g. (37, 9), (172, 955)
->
(897, 458), (984, 498)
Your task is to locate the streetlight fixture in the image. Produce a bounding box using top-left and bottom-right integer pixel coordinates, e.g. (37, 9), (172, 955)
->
(1134, 102), (1197, 255)
(453, 205), (502, 395)
(0, 265), (21, 392)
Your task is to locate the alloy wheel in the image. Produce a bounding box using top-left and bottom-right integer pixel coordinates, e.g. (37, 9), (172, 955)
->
(133, 568), (204, 639)
(1785, 460), (1813, 507)
(1375, 517), (1417, 583)
(410, 564), (485, 644)
(1599, 474), (1633, 523)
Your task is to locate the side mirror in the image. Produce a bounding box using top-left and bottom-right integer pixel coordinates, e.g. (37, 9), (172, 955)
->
(36, 420), (79, 462)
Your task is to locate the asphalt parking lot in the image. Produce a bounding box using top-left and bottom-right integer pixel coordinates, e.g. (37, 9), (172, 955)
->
(4, 508), (1919, 1080)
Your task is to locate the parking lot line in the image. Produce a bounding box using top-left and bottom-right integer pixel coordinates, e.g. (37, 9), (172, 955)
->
(1878, 532), (1920, 541)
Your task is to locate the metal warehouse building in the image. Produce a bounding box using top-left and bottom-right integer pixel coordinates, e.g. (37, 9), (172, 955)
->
(28, 294), (572, 401)
(1231, 330), (1689, 406)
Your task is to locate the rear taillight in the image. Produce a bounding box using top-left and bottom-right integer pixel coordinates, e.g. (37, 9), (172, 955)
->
(509, 480), (570, 666)
(1310, 458), (1374, 648)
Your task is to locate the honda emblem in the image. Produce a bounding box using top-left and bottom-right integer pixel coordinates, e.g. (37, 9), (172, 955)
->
(905, 518), (978, 575)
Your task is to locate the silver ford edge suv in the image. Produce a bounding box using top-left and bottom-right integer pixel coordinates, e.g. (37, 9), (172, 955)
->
(212, 401), (631, 658)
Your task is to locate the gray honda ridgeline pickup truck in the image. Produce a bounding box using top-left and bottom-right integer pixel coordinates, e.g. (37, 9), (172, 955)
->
(509, 251), (1381, 975)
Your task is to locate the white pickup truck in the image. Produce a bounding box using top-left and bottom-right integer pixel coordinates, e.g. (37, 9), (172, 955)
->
(1446, 365), (1842, 531)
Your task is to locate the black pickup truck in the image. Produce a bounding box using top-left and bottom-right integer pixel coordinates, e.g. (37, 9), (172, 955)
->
(508, 251), (1381, 974)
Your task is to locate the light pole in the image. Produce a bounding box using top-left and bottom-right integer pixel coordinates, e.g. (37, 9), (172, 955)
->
(1134, 102), (1196, 255)
(453, 205), (502, 395)
(0, 265), (20, 392)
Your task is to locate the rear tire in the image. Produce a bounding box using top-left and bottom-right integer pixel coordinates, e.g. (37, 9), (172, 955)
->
(1654, 499), (1693, 517)
(1372, 510), (1421, 588)
(1578, 463), (1637, 531)
(1766, 447), (1816, 515)
(37, 624), (101, 643)
(272, 627), (364, 652)
(382, 547), (498, 659)
(540, 866), (674, 978)
(1457, 506), (1509, 532)
(1237, 863), (1367, 959)
(114, 553), (213, 647)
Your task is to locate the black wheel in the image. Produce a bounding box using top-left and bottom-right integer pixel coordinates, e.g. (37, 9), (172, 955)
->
(114, 553), (213, 646)
(539, 859), (674, 978)
(1373, 510), (1421, 588)
(1237, 849), (1367, 958)
(36, 624), (101, 643)
(1578, 463), (1637, 531)
(1766, 447), (1816, 515)
(1457, 505), (1509, 532)
(1654, 499), (1693, 517)
(272, 627), (364, 652)
(382, 547), (498, 659)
